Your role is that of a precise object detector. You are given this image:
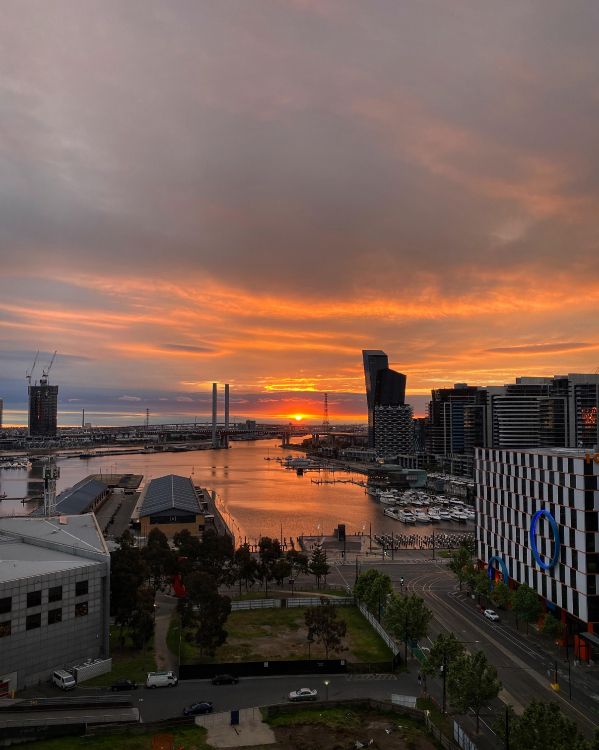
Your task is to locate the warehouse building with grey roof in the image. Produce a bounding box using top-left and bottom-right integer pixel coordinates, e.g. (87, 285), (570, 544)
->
(138, 474), (205, 540)
(0, 514), (110, 693)
(31, 477), (109, 518)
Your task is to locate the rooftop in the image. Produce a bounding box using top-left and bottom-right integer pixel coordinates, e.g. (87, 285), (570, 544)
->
(139, 474), (200, 517)
(31, 477), (108, 517)
(0, 514), (108, 584)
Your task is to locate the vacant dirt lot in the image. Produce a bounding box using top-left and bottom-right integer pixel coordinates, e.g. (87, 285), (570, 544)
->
(272, 716), (437, 750)
(214, 607), (392, 663)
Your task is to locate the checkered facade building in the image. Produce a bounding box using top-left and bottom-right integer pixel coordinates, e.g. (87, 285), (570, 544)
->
(475, 448), (599, 628)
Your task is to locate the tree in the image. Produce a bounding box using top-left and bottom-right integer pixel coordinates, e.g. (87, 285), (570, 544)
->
(449, 547), (473, 591)
(143, 528), (177, 592)
(179, 571), (231, 656)
(490, 581), (512, 610)
(128, 586), (155, 649)
(305, 605), (347, 658)
(110, 531), (149, 645)
(272, 557), (292, 586)
(447, 650), (501, 733)
(502, 701), (590, 750)
(258, 536), (282, 565)
(354, 569), (393, 619)
(257, 559), (275, 597)
(197, 528), (235, 583)
(308, 542), (330, 588)
(232, 543), (259, 594)
(512, 584), (541, 632)
(286, 549), (309, 575)
(384, 593), (432, 663)
(541, 613), (565, 640)
(422, 632), (465, 678)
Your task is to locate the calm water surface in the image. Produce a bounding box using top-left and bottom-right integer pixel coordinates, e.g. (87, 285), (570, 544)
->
(0, 440), (450, 541)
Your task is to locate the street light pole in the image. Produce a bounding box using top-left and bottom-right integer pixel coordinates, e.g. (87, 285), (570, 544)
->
(442, 652), (447, 714)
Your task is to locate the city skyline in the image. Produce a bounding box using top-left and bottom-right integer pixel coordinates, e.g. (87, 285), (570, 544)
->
(1, 2), (599, 425)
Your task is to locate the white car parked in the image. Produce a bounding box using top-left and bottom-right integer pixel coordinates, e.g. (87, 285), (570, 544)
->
(484, 609), (500, 622)
(289, 687), (318, 702)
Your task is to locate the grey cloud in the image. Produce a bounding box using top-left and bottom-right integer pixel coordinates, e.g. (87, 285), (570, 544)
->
(0, 0), (598, 297)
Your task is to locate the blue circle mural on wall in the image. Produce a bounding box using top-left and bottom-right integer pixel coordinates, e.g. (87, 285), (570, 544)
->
(529, 509), (560, 570)
(487, 555), (509, 589)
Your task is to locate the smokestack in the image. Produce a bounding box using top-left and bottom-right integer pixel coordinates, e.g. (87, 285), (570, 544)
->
(224, 384), (230, 430)
(212, 382), (218, 447)
(82, 409), (85, 428)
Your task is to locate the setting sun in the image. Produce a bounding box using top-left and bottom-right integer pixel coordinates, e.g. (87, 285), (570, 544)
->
(293, 414), (304, 421)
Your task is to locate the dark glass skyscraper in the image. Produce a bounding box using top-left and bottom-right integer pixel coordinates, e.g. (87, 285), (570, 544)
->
(362, 349), (407, 448)
(28, 383), (58, 437)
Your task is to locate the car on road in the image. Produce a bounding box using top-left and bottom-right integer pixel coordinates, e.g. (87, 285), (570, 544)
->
(183, 701), (214, 716)
(110, 679), (137, 691)
(146, 671), (178, 688)
(52, 670), (76, 691)
(484, 609), (500, 621)
(211, 674), (239, 685)
(289, 687), (318, 702)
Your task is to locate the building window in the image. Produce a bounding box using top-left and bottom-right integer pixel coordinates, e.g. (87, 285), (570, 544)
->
(48, 585), (62, 602)
(27, 591), (42, 608)
(26, 613), (41, 630)
(75, 580), (88, 597)
(48, 608), (62, 625)
(75, 602), (88, 618)
(0, 621), (11, 638)
(0, 597), (11, 615)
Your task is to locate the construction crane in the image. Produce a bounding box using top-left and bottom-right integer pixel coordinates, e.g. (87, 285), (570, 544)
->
(25, 350), (40, 388)
(40, 351), (57, 385)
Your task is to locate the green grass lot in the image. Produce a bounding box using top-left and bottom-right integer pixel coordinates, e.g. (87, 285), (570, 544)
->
(12, 726), (208, 750)
(169, 606), (392, 665)
(84, 626), (157, 687)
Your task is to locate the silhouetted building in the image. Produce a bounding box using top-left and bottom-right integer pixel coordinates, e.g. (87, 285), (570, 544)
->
(427, 384), (487, 455)
(362, 349), (406, 448)
(28, 384), (58, 437)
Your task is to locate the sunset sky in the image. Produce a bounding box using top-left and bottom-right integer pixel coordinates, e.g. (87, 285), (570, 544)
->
(1, 1), (599, 426)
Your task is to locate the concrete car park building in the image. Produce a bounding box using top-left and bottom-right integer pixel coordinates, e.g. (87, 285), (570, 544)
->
(476, 447), (599, 657)
(0, 514), (110, 693)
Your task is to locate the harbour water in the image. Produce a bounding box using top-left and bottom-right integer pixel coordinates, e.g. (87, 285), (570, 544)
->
(0, 440), (468, 542)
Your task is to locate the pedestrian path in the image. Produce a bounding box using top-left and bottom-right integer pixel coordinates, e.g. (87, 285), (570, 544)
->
(153, 591), (178, 672)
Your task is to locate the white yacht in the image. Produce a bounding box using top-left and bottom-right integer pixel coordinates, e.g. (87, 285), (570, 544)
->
(428, 510), (441, 523)
(384, 507), (401, 520)
(451, 511), (468, 523)
(439, 509), (452, 521)
(415, 511), (431, 524)
(398, 510), (416, 524)
(379, 491), (398, 505)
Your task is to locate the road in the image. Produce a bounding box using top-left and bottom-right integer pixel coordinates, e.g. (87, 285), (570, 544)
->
(135, 673), (402, 721)
(328, 558), (599, 742)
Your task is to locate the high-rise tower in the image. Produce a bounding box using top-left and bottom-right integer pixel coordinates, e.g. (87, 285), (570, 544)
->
(28, 351), (58, 437)
(362, 349), (406, 448)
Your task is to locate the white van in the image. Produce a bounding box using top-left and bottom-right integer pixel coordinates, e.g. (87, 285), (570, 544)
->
(52, 670), (76, 690)
(146, 671), (178, 688)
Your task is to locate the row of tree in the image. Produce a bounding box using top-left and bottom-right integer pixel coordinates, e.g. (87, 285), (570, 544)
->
(449, 545), (563, 636)
(110, 528), (333, 656)
(354, 570), (500, 733)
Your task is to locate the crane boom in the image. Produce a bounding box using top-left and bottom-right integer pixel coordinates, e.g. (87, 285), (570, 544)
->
(41, 350), (57, 383)
(26, 349), (40, 387)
